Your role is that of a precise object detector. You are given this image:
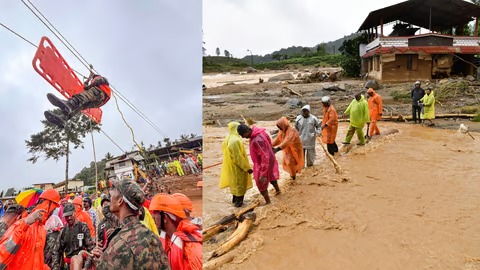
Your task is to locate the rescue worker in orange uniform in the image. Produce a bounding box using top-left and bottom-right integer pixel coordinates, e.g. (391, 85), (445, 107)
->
(272, 117), (304, 180)
(0, 189), (60, 270)
(72, 197), (96, 239)
(150, 194), (202, 270)
(366, 88), (383, 137)
(171, 193), (202, 229)
(320, 96), (339, 156)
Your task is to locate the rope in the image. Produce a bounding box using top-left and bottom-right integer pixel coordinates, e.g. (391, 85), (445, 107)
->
(111, 91), (143, 153)
(90, 120), (99, 194)
(21, 0), (169, 138)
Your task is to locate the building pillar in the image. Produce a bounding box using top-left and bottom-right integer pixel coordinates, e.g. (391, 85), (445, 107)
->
(380, 17), (384, 36)
(475, 17), (479, 36)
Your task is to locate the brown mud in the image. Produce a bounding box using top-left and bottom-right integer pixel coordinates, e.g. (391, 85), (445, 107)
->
(203, 71), (480, 269)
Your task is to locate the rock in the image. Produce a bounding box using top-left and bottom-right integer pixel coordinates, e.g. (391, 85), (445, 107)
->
(466, 75), (475, 81)
(245, 67), (257, 73)
(323, 83), (346, 92)
(330, 91), (335, 95)
(364, 80), (379, 90)
(284, 98), (304, 109)
(268, 73), (295, 82)
(439, 79), (449, 84)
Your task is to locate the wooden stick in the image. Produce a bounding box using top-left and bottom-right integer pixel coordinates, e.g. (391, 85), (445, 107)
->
(467, 131), (475, 140)
(316, 137), (342, 174)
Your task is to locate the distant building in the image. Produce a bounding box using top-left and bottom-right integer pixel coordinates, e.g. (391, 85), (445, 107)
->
(105, 136), (202, 180)
(33, 182), (55, 190)
(53, 179), (84, 195)
(358, 0), (480, 82)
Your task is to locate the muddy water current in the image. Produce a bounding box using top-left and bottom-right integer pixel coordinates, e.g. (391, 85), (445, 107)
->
(203, 120), (480, 269)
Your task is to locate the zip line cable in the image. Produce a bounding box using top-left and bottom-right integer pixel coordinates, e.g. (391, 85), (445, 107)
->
(21, 0), (169, 139)
(0, 21), (128, 155)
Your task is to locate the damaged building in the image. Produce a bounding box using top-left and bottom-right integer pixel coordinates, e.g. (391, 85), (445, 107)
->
(359, 0), (480, 82)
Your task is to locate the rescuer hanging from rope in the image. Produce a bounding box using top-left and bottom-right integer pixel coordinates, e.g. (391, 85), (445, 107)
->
(44, 67), (112, 129)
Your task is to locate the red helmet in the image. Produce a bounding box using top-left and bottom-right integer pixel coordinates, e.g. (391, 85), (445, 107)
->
(39, 189), (60, 204)
(72, 197), (83, 207)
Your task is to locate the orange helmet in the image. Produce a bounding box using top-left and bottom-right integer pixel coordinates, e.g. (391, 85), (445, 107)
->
(39, 189), (60, 204)
(72, 197), (83, 207)
(149, 194), (186, 219)
(171, 193), (193, 212)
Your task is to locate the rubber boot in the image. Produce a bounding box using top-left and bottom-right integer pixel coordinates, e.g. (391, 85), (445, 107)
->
(44, 111), (66, 129)
(47, 93), (74, 116)
(234, 196), (244, 207)
(260, 191), (271, 205)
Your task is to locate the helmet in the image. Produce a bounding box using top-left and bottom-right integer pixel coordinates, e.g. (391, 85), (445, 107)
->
(149, 194), (186, 219)
(321, 96), (331, 104)
(72, 197), (83, 207)
(39, 189), (61, 204)
(69, 193), (75, 197)
(415, 81), (421, 85)
(171, 193), (193, 211)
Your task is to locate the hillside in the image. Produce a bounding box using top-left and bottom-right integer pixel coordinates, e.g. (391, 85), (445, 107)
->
(239, 32), (359, 64)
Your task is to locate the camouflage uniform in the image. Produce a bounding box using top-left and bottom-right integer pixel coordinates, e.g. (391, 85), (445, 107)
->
(44, 229), (61, 269)
(97, 204), (119, 247)
(0, 204), (24, 239)
(52, 219), (94, 270)
(96, 179), (170, 270)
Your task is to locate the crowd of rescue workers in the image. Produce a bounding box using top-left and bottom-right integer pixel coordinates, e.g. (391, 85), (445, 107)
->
(219, 81), (434, 206)
(0, 176), (202, 269)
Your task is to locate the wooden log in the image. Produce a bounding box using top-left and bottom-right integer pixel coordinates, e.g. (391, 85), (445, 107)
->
(282, 86), (302, 97)
(316, 137), (342, 174)
(203, 254), (235, 270)
(338, 113), (476, 123)
(203, 202), (259, 236)
(209, 212), (257, 260)
(203, 224), (230, 242)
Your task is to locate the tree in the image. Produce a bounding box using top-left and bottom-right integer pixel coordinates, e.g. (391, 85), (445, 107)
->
(224, 50), (230, 58)
(272, 53), (282, 61)
(157, 141), (162, 148)
(339, 33), (368, 77)
(105, 152), (113, 160)
(216, 47), (220, 56)
(190, 133), (197, 139)
(179, 134), (189, 142)
(163, 137), (172, 147)
(26, 109), (100, 194)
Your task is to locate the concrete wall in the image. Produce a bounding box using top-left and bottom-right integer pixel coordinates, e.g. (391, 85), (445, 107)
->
(381, 53), (432, 82)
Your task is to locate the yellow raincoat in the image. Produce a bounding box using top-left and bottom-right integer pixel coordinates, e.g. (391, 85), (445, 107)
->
(344, 95), (370, 128)
(420, 90), (435, 120)
(141, 206), (159, 236)
(219, 122), (253, 196)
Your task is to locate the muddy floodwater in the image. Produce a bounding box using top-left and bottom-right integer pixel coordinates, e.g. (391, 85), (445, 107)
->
(203, 120), (480, 269)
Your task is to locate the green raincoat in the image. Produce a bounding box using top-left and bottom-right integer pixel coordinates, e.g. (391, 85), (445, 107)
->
(344, 95), (370, 128)
(219, 122), (253, 196)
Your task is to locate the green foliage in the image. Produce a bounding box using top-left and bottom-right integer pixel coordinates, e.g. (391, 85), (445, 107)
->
(253, 54), (345, 70)
(434, 81), (469, 101)
(74, 158), (107, 186)
(472, 113), (480, 122)
(25, 110), (100, 163)
(460, 106), (480, 114)
(203, 56), (249, 73)
(338, 33), (368, 77)
(391, 90), (411, 100)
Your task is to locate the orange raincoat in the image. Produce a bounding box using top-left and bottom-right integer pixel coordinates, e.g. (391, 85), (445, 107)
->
(74, 206), (96, 238)
(160, 220), (202, 270)
(272, 117), (304, 176)
(367, 88), (383, 136)
(0, 201), (57, 270)
(321, 104), (339, 144)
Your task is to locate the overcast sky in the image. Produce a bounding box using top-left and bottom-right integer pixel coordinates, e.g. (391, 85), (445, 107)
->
(0, 1), (202, 192)
(203, 0), (413, 58)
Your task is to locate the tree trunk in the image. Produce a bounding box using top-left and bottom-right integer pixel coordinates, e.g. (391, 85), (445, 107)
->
(65, 140), (69, 195)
